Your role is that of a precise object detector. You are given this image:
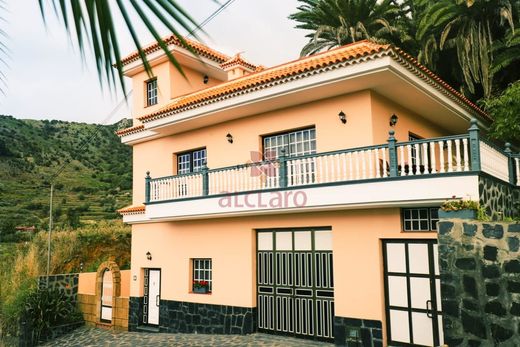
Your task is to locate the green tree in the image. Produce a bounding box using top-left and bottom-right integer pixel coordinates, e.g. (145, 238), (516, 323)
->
(480, 81), (520, 143)
(66, 208), (81, 229)
(289, 0), (405, 56)
(416, 0), (516, 98)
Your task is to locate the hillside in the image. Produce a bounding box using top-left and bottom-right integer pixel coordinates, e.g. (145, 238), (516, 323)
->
(0, 115), (132, 234)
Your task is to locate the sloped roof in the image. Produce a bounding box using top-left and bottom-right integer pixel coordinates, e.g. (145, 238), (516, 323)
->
(117, 204), (145, 215)
(119, 35), (231, 66)
(117, 40), (490, 136)
(220, 53), (258, 71)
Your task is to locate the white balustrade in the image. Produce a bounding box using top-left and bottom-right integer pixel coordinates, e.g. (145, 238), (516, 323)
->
(286, 147), (389, 187)
(148, 135), (520, 203)
(149, 174), (203, 202)
(208, 162), (279, 195)
(396, 137), (470, 176)
(480, 141), (510, 182)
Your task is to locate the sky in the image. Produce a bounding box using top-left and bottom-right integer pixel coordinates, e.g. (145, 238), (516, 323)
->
(0, 0), (310, 125)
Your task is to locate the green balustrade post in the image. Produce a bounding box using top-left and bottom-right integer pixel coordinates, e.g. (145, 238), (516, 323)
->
(505, 143), (515, 185)
(279, 149), (288, 188)
(468, 119), (481, 171)
(387, 130), (398, 177)
(201, 164), (209, 195)
(145, 171), (151, 203)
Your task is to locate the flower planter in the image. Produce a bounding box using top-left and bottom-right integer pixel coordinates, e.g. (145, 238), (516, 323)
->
(193, 286), (209, 294)
(438, 209), (477, 220)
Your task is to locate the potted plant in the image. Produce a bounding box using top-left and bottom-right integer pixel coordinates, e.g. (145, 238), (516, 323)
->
(439, 198), (479, 219)
(193, 280), (210, 294)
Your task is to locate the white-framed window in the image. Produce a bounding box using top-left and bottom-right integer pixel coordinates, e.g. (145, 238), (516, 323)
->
(177, 148), (207, 174)
(402, 207), (439, 231)
(192, 258), (212, 291)
(146, 78), (158, 106)
(263, 127), (316, 159)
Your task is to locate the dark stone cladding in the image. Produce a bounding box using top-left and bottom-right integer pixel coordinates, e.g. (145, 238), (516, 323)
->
(38, 273), (79, 303)
(438, 220), (520, 346)
(158, 300), (257, 335)
(478, 174), (520, 220)
(128, 296), (143, 332)
(334, 316), (382, 347)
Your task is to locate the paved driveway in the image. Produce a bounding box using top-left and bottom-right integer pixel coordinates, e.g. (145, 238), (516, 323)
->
(41, 327), (332, 346)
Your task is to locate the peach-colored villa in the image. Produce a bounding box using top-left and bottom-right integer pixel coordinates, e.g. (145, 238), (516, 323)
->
(115, 36), (520, 346)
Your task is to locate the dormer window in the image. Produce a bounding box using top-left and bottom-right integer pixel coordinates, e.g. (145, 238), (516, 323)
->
(146, 78), (158, 106)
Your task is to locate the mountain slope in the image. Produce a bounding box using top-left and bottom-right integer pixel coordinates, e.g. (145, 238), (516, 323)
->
(0, 115), (132, 232)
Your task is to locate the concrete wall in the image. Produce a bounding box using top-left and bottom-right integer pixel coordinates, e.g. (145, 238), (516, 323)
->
(78, 270), (131, 297)
(438, 219), (520, 345)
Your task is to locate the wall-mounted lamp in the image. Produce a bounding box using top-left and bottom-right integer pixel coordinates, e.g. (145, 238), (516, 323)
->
(338, 111), (347, 124)
(226, 133), (234, 143)
(203, 75), (209, 84)
(133, 275), (137, 281)
(146, 251), (152, 261)
(389, 113), (398, 127)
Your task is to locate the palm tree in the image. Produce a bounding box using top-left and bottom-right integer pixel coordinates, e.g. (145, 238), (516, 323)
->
(289, 0), (407, 56)
(416, 0), (516, 98)
(1, 1), (213, 94)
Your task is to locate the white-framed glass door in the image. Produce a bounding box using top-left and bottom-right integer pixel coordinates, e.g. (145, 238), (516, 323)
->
(383, 239), (443, 346)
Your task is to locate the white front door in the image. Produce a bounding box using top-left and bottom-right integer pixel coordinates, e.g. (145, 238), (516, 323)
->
(144, 269), (161, 325)
(383, 240), (444, 347)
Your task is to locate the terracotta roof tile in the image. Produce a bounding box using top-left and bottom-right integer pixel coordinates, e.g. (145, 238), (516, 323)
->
(220, 53), (258, 71)
(119, 35), (230, 66)
(116, 40), (490, 136)
(117, 204), (145, 215)
(115, 124), (144, 136)
(138, 41), (392, 123)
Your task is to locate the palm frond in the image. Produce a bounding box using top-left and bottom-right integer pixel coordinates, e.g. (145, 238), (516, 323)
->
(39, 0), (204, 95)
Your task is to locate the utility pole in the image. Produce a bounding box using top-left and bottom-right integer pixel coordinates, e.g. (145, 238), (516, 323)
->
(46, 183), (53, 287)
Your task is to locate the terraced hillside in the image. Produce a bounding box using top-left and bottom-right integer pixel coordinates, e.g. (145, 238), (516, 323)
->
(0, 115), (132, 233)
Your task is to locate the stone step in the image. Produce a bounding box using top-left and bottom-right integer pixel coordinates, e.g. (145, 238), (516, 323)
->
(135, 325), (160, 333)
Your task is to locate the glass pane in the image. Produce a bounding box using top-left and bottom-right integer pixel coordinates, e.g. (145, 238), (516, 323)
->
(386, 244), (406, 273)
(388, 276), (408, 307)
(411, 312), (434, 346)
(258, 232), (273, 250)
(408, 244), (429, 274)
(410, 277), (431, 309)
(294, 231), (312, 251)
(314, 230), (332, 250)
(276, 232), (292, 251)
(390, 310), (410, 343)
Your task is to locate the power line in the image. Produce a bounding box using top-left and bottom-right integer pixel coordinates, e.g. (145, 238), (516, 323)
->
(187, 0), (237, 38)
(47, 91), (132, 184)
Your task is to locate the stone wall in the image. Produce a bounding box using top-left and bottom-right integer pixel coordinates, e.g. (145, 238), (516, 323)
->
(38, 273), (79, 303)
(159, 300), (256, 334)
(438, 219), (520, 345)
(78, 294), (96, 327)
(334, 316), (382, 347)
(479, 174), (520, 220)
(128, 297), (256, 334)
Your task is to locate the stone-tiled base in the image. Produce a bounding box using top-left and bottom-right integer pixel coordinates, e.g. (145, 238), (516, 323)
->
(128, 297), (143, 332)
(128, 297), (256, 335)
(38, 274), (79, 303)
(334, 316), (382, 346)
(159, 300), (256, 334)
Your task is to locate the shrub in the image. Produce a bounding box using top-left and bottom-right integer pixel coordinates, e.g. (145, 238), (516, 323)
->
(441, 199), (479, 211)
(22, 287), (83, 342)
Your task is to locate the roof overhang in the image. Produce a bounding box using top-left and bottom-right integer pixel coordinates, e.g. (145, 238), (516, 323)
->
(122, 45), (228, 81)
(120, 53), (487, 145)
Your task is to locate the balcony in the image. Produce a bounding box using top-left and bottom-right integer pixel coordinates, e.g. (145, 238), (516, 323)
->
(138, 121), (519, 221)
